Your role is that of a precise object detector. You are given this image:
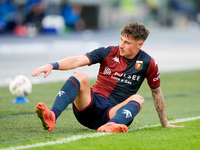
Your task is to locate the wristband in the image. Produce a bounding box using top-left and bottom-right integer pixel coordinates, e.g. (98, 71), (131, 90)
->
(50, 62), (59, 70)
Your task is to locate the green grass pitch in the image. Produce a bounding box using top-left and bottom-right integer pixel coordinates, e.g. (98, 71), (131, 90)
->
(0, 69), (200, 149)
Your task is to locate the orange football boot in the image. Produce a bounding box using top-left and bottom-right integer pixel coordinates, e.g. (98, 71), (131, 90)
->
(36, 102), (55, 131)
(97, 122), (128, 133)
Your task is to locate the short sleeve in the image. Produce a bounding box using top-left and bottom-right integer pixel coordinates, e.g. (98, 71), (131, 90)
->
(146, 57), (160, 89)
(85, 47), (111, 65)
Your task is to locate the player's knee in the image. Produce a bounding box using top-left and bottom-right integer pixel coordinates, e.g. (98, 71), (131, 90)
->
(72, 71), (89, 85)
(130, 94), (145, 107)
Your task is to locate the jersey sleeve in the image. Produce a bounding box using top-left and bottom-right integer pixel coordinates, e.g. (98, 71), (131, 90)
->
(85, 47), (111, 65)
(146, 57), (160, 89)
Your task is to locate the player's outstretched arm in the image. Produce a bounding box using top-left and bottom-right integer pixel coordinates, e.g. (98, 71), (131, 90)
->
(32, 55), (90, 78)
(151, 87), (184, 128)
(57, 55), (90, 70)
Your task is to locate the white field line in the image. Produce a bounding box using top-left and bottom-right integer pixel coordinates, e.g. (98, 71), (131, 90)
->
(1, 116), (200, 150)
(129, 115), (200, 131)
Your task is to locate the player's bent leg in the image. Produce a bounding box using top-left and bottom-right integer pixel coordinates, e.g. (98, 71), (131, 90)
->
(97, 94), (144, 133)
(72, 71), (92, 111)
(36, 102), (56, 131)
(109, 94), (144, 119)
(36, 71), (91, 131)
(51, 71), (91, 119)
(51, 75), (81, 120)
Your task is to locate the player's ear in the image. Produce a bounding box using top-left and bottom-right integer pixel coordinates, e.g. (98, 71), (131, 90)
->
(137, 40), (143, 48)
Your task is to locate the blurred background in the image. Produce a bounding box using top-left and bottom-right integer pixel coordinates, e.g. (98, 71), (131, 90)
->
(1, 0), (200, 33)
(0, 0), (200, 87)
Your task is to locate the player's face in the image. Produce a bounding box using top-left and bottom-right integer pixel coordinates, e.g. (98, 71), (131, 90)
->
(119, 35), (143, 59)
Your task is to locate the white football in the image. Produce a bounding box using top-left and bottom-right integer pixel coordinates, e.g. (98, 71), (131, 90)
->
(9, 75), (32, 98)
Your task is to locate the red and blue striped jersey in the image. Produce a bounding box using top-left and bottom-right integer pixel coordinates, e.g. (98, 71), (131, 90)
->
(85, 46), (160, 104)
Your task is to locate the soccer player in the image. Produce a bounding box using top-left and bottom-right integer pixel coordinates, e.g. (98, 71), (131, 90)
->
(32, 21), (184, 133)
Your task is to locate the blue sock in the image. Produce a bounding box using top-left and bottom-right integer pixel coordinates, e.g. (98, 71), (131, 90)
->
(109, 100), (140, 125)
(51, 76), (80, 120)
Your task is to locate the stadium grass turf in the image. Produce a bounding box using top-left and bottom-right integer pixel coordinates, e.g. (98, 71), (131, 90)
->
(0, 69), (200, 149)
(28, 119), (200, 150)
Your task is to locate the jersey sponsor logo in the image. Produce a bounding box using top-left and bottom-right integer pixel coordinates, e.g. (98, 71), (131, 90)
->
(114, 72), (140, 80)
(112, 56), (120, 64)
(57, 91), (65, 97)
(122, 109), (132, 118)
(135, 60), (143, 70)
(113, 72), (140, 81)
(103, 68), (141, 85)
(111, 72), (141, 85)
(103, 67), (111, 75)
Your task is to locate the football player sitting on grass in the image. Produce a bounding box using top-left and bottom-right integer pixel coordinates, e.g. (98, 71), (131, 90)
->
(32, 21), (184, 132)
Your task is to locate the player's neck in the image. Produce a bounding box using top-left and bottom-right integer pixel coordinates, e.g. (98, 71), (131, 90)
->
(124, 49), (140, 60)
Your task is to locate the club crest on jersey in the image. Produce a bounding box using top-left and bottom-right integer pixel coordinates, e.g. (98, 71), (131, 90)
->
(135, 60), (143, 70)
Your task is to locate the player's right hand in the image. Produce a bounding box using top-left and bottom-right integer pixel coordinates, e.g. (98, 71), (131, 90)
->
(32, 64), (53, 78)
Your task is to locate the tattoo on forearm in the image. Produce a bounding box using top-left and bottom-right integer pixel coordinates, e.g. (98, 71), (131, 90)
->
(152, 89), (168, 126)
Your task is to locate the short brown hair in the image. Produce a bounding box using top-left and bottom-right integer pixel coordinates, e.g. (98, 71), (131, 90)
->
(121, 22), (150, 42)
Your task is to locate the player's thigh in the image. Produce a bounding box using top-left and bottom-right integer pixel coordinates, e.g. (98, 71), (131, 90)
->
(109, 94), (145, 119)
(72, 71), (91, 111)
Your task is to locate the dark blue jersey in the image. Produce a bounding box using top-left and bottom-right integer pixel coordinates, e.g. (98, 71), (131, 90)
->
(85, 46), (160, 104)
